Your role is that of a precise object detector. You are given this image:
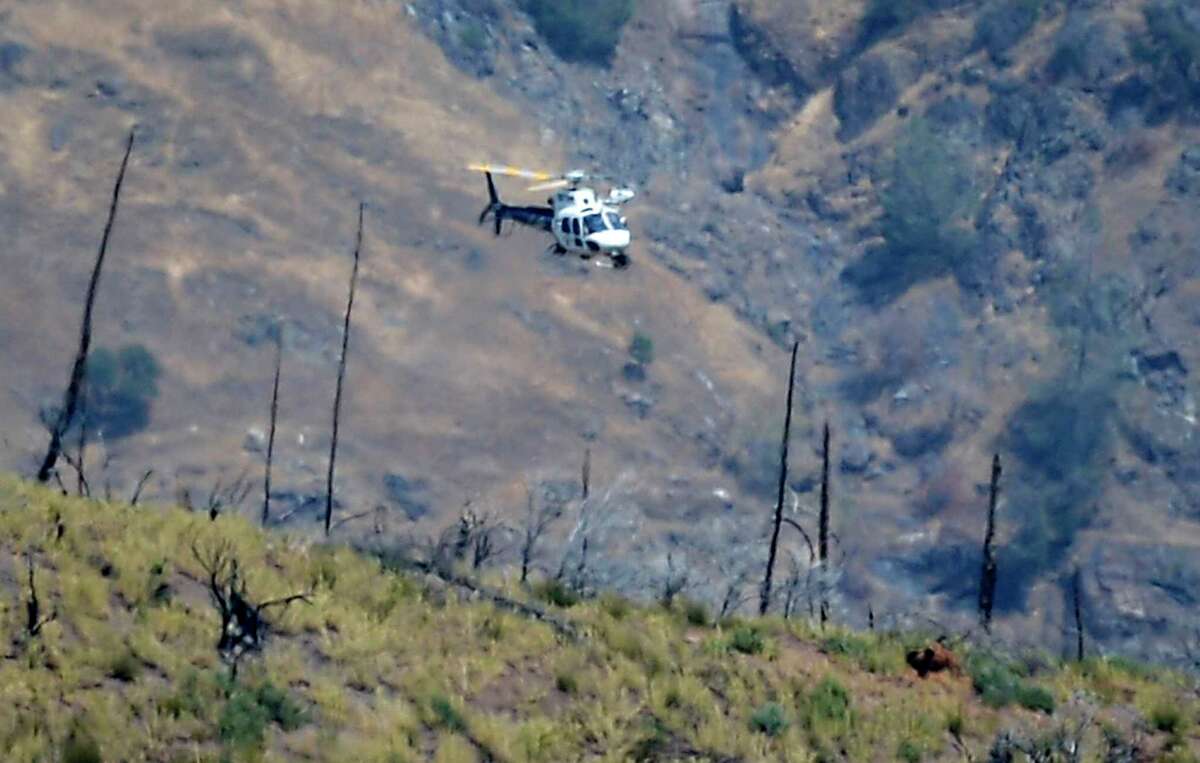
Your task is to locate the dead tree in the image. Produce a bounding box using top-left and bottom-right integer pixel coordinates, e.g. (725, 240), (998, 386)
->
(192, 538), (311, 679)
(759, 340), (799, 615)
(659, 550), (691, 608)
(263, 329), (283, 526)
(37, 130), (135, 484)
(1072, 566), (1085, 662)
(519, 485), (562, 585)
(978, 453), (1002, 633)
(325, 202), (364, 537)
(25, 554), (56, 638)
(818, 421), (831, 625)
(180, 473), (253, 521)
(129, 469), (154, 506)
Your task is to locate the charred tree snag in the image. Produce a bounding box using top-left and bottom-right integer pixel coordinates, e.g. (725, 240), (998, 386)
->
(818, 421), (831, 626)
(192, 538), (311, 679)
(25, 554), (56, 638)
(38, 129), (135, 483)
(978, 453), (1002, 633)
(759, 340), (799, 616)
(325, 202), (365, 537)
(1073, 565), (1085, 662)
(263, 330), (283, 526)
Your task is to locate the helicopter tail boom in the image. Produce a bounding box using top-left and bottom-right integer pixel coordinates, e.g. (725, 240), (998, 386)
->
(477, 171), (553, 236)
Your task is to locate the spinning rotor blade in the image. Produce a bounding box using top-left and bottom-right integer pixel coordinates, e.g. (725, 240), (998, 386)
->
(467, 163), (555, 182)
(527, 178), (570, 192)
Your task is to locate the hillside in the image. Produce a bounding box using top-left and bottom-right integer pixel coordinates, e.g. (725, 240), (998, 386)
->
(1, 477), (1198, 762)
(2, 0), (1200, 668)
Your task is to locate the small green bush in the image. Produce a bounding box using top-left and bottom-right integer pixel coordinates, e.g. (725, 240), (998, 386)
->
(62, 724), (102, 763)
(750, 702), (788, 737)
(968, 654), (1055, 713)
(518, 0), (634, 66)
(218, 681), (308, 748)
(728, 625), (765, 655)
(430, 694), (467, 733)
(108, 650), (141, 682)
(897, 738), (923, 763)
(809, 676), (852, 722)
(601, 593), (631, 620)
(536, 579), (580, 608)
(629, 331), (655, 366)
(682, 599), (710, 627)
(1016, 684), (1056, 714)
(1151, 703), (1185, 734)
(555, 670), (578, 694)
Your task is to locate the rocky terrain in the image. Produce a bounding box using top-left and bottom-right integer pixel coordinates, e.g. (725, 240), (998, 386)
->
(2, 0), (1200, 667)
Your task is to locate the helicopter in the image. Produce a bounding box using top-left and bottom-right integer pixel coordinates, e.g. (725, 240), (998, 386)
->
(469, 163), (636, 269)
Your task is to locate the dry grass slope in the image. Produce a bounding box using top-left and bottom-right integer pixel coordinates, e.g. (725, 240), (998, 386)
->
(0, 476), (1197, 762)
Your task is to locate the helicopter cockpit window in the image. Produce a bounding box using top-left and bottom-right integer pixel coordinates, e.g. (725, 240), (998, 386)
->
(571, 218), (581, 236)
(584, 213), (606, 234)
(560, 218), (570, 234)
(603, 211), (627, 230)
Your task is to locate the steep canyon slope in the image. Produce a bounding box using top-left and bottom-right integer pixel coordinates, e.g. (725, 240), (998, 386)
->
(2, 0), (1200, 664)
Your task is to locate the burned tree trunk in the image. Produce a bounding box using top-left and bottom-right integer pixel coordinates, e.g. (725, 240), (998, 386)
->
(325, 202), (365, 537)
(759, 341), (799, 616)
(978, 453), (1002, 633)
(1073, 565), (1085, 662)
(263, 330), (283, 526)
(25, 554), (55, 637)
(192, 539), (311, 679)
(818, 421), (831, 626)
(37, 129), (135, 483)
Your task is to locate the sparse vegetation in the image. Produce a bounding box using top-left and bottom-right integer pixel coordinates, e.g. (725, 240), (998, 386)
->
(0, 478), (1195, 761)
(518, 0), (634, 66)
(842, 118), (978, 306)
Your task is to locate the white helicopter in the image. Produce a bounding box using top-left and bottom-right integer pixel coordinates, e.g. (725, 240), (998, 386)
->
(469, 163), (636, 269)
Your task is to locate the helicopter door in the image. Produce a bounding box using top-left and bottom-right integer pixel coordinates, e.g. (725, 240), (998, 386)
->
(570, 217), (583, 249)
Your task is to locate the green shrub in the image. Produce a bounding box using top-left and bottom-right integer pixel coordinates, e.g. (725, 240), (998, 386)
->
(108, 650), (142, 682)
(219, 682), (308, 748)
(821, 632), (894, 674)
(728, 625), (765, 655)
(750, 702), (788, 737)
(430, 694), (467, 733)
(458, 20), (487, 52)
(518, 0), (634, 66)
(968, 654), (1054, 713)
(601, 593), (632, 620)
(1151, 703), (1186, 734)
(809, 676), (852, 722)
(62, 724), (102, 763)
(555, 670), (578, 694)
(164, 670), (207, 719)
(629, 331), (654, 366)
(682, 598), (710, 627)
(897, 738), (923, 763)
(81, 344), (162, 439)
(535, 579), (580, 608)
(843, 118), (977, 306)
(1016, 684), (1056, 714)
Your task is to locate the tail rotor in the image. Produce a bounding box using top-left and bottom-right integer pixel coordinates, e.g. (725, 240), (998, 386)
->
(477, 171), (503, 236)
